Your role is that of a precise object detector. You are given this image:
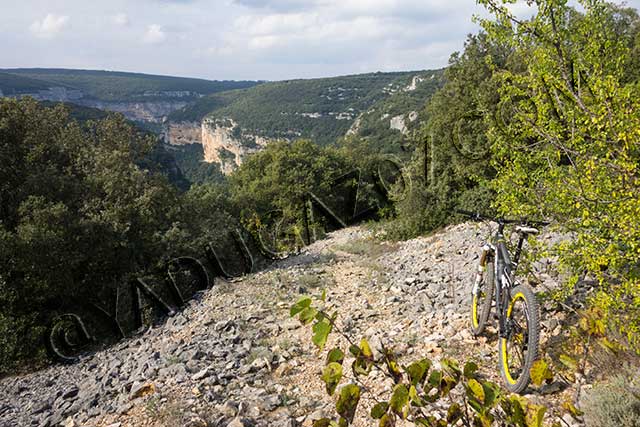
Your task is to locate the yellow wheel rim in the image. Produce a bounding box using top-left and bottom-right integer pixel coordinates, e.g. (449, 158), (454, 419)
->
(502, 292), (526, 385)
(472, 295), (479, 328)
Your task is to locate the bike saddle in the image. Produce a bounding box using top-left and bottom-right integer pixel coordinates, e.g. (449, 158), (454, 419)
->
(515, 225), (539, 235)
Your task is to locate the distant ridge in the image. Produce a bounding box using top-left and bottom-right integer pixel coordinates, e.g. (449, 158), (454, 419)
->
(1, 67), (260, 83)
(0, 68), (262, 102)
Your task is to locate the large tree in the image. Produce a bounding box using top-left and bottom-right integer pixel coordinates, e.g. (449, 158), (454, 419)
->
(0, 99), (182, 370)
(478, 0), (640, 348)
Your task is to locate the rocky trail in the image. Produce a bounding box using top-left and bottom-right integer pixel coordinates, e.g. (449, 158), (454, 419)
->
(0, 223), (587, 427)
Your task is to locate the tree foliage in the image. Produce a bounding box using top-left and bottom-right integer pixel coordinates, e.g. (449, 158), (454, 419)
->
(477, 0), (640, 349)
(229, 139), (351, 251)
(385, 32), (509, 238)
(0, 99), (220, 371)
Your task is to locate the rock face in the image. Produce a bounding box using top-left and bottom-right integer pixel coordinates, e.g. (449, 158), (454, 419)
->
(404, 75), (426, 92)
(389, 111), (419, 135)
(201, 118), (269, 175)
(1, 87), (189, 123)
(80, 100), (189, 123)
(345, 116), (362, 136)
(163, 121), (202, 146)
(390, 114), (408, 134)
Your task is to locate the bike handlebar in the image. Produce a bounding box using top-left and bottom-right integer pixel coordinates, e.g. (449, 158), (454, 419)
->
(455, 209), (550, 227)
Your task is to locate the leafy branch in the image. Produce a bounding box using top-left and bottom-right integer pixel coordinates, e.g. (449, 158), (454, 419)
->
(290, 293), (550, 427)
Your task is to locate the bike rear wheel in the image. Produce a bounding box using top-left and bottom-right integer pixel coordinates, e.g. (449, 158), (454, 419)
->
(470, 256), (495, 335)
(498, 284), (540, 393)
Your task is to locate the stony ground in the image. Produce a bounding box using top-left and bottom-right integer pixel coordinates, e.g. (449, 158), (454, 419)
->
(0, 222), (590, 427)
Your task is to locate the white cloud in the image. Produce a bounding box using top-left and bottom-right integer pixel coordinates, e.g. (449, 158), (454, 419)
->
(143, 24), (166, 44)
(113, 13), (130, 27)
(7, 0), (637, 80)
(29, 14), (69, 39)
(202, 45), (235, 56)
(224, 0), (473, 65)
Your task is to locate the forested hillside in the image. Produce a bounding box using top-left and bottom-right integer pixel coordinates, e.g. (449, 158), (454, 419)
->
(166, 70), (444, 178)
(203, 71), (443, 145)
(0, 72), (57, 94)
(0, 68), (260, 101)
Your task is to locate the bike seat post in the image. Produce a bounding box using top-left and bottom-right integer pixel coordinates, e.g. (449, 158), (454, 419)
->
(513, 235), (525, 266)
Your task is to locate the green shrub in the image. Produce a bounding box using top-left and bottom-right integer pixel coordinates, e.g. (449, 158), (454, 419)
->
(582, 374), (640, 427)
(290, 293), (550, 427)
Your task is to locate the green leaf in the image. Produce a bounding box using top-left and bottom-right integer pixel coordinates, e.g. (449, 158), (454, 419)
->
(427, 370), (442, 388)
(312, 419), (336, 427)
(336, 384), (361, 424)
(562, 400), (584, 418)
(503, 396), (526, 426)
(348, 345), (361, 357)
(468, 398), (483, 414)
(558, 354), (578, 371)
(463, 361), (478, 378)
(352, 357), (372, 377)
(389, 384), (409, 418)
(530, 359), (553, 386)
(408, 385), (422, 405)
(312, 321), (331, 351)
(299, 307), (318, 325)
(440, 376), (458, 396)
(379, 414), (395, 427)
(440, 358), (462, 380)
(475, 413), (494, 427)
(467, 378), (485, 404)
(384, 350), (403, 383)
(326, 348), (345, 365)
(481, 380), (499, 408)
(371, 402), (389, 419)
(360, 338), (373, 359)
(525, 403), (546, 427)
(290, 297), (312, 317)
(320, 289), (327, 302)
(406, 358), (431, 386)
(322, 362), (343, 396)
(447, 403), (463, 424)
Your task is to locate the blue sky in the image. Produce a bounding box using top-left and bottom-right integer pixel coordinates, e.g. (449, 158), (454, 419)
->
(1, 0), (639, 81)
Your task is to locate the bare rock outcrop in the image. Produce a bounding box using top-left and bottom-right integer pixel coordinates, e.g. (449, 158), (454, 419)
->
(390, 114), (408, 134)
(201, 118), (269, 175)
(81, 100), (188, 123)
(163, 121), (202, 146)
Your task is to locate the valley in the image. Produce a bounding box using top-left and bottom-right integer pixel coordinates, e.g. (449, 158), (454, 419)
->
(1, 68), (444, 181)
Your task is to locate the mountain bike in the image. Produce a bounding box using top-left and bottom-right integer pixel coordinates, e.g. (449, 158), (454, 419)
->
(457, 209), (549, 393)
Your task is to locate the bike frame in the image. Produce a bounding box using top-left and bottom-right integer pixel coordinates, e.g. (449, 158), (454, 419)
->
(480, 221), (528, 338)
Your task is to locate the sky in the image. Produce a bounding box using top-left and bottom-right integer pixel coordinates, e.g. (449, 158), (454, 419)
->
(1, 0), (639, 81)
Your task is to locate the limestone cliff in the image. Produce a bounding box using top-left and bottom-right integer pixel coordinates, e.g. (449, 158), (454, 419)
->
(390, 115), (407, 134)
(163, 121), (202, 146)
(201, 118), (269, 175)
(390, 111), (419, 135)
(80, 100), (188, 123)
(1, 86), (189, 123)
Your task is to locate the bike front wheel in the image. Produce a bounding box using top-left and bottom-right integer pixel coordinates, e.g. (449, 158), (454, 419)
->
(498, 284), (540, 393)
